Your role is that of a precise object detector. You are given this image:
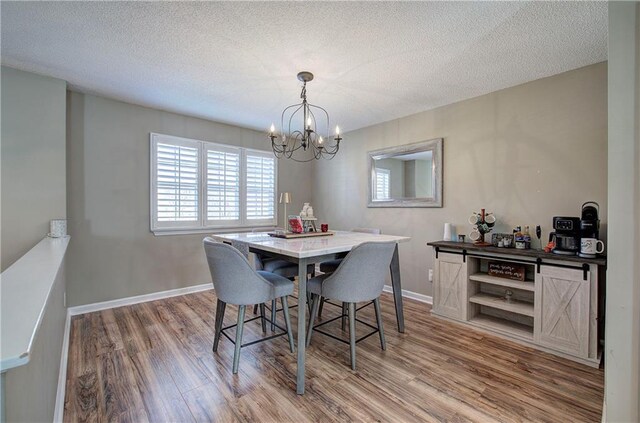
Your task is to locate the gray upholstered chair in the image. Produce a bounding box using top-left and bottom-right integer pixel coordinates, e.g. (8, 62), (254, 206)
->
(318, 228), (382, 318)
(253, 255), (315, 330)
(203, 237), (295, 374)
(306, 241), (396, 370)
(319, 228), (382, 273)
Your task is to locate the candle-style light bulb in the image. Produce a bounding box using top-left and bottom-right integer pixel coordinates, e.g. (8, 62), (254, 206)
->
(306, 117), (312, 128)
(335, 125), (340, 136)
(269, 123), (275, 134)
(318, 136), (324, 145)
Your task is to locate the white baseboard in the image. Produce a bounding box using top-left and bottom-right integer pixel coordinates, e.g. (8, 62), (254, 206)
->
(53, 310), (71, 422)
(68, 283), (213, 316)
(383, 285), (432, 304)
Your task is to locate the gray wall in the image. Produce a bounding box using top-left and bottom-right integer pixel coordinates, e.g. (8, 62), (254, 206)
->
(313, 63), (608, 296)
(414, 158), (432, 198)
(403, 159), (431, 198)
(66, 92), (313, 306)
(4, 261), (67, 423)
(1, 67), (66, 271)
(605, 3), (640, 422)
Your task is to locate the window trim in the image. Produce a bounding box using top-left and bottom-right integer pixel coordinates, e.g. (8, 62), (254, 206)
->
(150, 133), (278, 235)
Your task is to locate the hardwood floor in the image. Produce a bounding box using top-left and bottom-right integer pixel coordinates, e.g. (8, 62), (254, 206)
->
(64, 290), (604, 422)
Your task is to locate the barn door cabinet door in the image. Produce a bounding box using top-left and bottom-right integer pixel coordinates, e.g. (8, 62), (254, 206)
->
(534, 265), (590, 358)
(433, 253), (467, 321)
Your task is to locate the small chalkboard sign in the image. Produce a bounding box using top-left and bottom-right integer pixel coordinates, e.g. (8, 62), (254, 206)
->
(487, 261), (525, 281)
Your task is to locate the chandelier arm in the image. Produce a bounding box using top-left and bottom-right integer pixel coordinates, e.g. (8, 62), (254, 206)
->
(288, 131), (306, 152)
(283, 103), (304, 132)
(324, 141), (340, 153)
(307, 103), (331, 137)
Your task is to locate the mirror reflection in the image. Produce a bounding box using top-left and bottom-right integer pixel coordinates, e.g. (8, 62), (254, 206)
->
(368, 138), (442, 208)
(373, 150), (434, 200)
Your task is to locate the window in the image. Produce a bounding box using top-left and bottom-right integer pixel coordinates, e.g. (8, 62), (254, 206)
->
(150, 133), (277, 234)
(375, 168), (391, 200)
(246, 153), (276, 221)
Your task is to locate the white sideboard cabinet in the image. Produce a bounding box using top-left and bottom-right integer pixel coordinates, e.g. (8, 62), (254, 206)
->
(428, 241), (605, 367)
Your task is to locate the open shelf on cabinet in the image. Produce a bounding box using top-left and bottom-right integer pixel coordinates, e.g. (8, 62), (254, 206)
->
(469, 293), (534, 317)
(469, 273), (534, 292)
(468, 314), (533, 341)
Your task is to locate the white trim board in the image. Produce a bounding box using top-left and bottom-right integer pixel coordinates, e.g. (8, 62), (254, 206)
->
(383, 285), (432, 304)
(53, 311), (71, 423)
(68, 283), (213, 316)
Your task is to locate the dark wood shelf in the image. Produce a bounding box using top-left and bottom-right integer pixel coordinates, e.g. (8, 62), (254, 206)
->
(427, 240), (606, 266)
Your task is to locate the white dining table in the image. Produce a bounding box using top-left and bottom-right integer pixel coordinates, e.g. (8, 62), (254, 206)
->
(209, 230), (411, 394)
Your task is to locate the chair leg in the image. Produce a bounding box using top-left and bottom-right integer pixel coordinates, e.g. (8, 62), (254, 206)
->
(318, 297), (325, 318)
(232, 305), (246, 374)
(348, 302), (357, 370)
(281, 297), (295, 353)
(259, 303), (267, 333)
(213, 299), (226, 352)
(271, 299), (277, 332)
(306, 294), (321, 347)
(373, 298), (386, 351)
(341, 302), (348, 331)
(253, 304), (258, 315)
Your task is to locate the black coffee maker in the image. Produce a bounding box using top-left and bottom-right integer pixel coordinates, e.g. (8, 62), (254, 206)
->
(550, 216), (581, 255)
(578, 201), (600, 258)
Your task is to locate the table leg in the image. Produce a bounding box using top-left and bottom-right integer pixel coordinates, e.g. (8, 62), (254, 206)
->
(390, 244), (405, 333)
(296, 258), (308, 394)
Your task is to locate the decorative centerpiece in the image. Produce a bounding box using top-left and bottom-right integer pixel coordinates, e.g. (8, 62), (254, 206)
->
(468, 208), (496, 246)
(300, 202), (314, 218)
(299, 203), (318, 232)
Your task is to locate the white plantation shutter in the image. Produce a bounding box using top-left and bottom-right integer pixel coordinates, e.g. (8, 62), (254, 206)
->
(246, 152), (276, 221)
(153, 139), (200, 226)
(150, 133), (277, 233)
(206, 145), (241, 224)
(375, 168), (391, 200)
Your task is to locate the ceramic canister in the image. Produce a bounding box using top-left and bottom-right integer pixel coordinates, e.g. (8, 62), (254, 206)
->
(49, 219), (67, 238)
(443, 223), (452, 241)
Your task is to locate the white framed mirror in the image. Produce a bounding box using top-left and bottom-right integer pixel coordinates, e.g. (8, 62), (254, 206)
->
(367, 138), (443, 208)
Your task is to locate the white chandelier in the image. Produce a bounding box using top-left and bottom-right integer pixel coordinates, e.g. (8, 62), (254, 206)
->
(269, 71), (342, 162)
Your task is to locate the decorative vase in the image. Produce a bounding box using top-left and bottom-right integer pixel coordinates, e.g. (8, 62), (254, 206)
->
(307, 206), (314, 218)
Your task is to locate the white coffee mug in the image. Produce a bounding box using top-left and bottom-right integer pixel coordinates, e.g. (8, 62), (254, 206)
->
(49, 219), (67, 238)
(581, 238), (604, 255)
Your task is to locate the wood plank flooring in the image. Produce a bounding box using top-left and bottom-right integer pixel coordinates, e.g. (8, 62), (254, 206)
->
(64, 290), (604, 422)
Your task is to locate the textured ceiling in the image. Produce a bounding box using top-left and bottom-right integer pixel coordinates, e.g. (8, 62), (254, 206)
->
(1, 1), (607, 133)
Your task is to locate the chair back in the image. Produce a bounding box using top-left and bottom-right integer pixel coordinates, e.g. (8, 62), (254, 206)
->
(352, 228), (382, 235)
(321, 241), (396, 303)
(203, 237), (274, 305)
